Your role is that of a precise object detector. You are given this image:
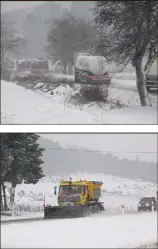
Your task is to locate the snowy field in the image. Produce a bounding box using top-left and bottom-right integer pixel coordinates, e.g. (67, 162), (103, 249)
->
(1, 173), (157, 248)
(1, 212), (157, 248)
(1, 74), (157, 124)
(3, 173), (157, 215)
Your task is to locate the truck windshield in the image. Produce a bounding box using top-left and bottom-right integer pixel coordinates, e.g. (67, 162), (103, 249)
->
(18, 61), (31, 70)
(141, 197), (155, 202)
(59, 185), (82, 195)
(31, 61), (49, 70)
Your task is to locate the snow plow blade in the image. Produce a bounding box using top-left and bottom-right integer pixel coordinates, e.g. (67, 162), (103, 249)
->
(44, 205), (87, 219)
(44, 202), (105, 219)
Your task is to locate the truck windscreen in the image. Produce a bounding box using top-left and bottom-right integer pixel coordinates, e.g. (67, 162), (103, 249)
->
(59, 185), (82, 195)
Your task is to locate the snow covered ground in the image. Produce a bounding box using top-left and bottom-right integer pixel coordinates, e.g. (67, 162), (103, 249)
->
(3, 173), (157, 214)
(1, 79), (157, 124)
(1, 81), (96, 124)
(1, 212), (43, 221)
(1, 173), (157, 248)
(35, 72), (157, 108)
(1, 212), (157, 248)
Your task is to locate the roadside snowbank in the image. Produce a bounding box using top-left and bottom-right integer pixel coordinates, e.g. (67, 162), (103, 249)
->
(1, 212), (43, 221)
(1, 80), (157, 124)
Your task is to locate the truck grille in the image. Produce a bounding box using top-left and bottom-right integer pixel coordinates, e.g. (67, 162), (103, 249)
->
(58, 195), (80, 203)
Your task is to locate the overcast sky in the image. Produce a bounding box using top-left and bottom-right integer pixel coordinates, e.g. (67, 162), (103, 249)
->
(1, 1), (43, 12)
(39, 133), (157, 163)
(1, 1), (72, 13)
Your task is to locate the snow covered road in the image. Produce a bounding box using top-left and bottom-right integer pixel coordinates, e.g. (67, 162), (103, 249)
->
(1, 80), (157, 124)
(1, 212), (157, 248)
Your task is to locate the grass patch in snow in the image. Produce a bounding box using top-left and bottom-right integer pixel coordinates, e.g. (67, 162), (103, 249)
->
(14, 73), (74, 94)
(70, 85), (108, 103)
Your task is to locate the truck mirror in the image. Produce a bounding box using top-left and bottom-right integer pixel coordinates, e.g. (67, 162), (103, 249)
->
(54, 186), (57, 195)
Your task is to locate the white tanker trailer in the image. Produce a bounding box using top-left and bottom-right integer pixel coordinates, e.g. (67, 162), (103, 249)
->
(74, 54), (111, 85)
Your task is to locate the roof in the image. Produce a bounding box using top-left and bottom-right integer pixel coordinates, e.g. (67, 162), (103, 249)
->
(60, 180), (103, 186)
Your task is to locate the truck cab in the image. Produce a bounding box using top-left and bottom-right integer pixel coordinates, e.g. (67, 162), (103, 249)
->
(56, 180), (103, 207)
(146, 58), (158, 92)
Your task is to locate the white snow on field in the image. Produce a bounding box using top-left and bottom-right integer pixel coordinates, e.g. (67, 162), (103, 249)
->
(33, 72), (157, 108)
(34, 72), (157, 108)
(1, 212), (157, 248)
(3, 173), (156, 214)
(1, 80), (157, 124)
(1, 80), (97, 124)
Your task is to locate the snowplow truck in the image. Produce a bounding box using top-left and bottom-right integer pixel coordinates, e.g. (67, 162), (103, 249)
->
(44, 179), (104, 219)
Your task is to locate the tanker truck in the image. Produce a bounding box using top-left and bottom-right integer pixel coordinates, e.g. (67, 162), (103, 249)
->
(74, 52), (111, 85)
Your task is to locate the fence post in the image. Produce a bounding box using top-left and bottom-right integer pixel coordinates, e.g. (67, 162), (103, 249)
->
(121, 205), (125, 215)
(43, 195), (45, 208)
(151, 202), (154, 212)
(12, 203), (15, 217)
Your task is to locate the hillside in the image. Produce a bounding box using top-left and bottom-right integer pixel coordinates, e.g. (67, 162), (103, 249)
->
(3, 1), (94, 58)
(38, 136), (157, 184)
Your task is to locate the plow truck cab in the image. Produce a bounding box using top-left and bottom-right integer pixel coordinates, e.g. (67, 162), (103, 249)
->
(44, 178), (104, 219)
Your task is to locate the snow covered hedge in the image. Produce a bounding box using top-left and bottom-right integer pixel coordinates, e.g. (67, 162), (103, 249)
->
(13, 73), (110, 102)
(13, 73), (74, 86)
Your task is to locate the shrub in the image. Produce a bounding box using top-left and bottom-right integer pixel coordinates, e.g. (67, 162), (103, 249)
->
(71, 85), (109, 103)
(11, 73), (52, 84)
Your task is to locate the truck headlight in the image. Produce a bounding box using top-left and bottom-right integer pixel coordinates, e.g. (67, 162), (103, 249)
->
(146, 203), (149, 206)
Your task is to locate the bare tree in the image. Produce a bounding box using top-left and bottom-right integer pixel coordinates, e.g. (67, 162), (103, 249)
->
(93, 1), (158, 106)
(1, 15), (26, 73)
(45, 12), (98, 73)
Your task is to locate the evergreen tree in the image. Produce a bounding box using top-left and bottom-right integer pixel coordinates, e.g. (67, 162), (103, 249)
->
(1, 133), (45, 209)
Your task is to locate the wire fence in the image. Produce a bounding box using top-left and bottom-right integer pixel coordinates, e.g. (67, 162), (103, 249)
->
(14, 204), (44, 213)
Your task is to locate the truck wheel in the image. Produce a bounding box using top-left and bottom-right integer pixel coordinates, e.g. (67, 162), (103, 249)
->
(98, 203), (104, 212)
